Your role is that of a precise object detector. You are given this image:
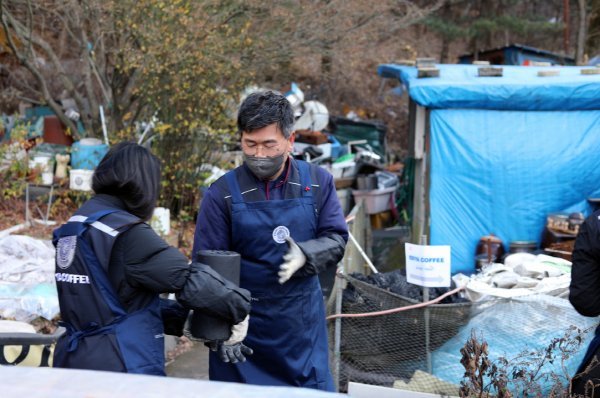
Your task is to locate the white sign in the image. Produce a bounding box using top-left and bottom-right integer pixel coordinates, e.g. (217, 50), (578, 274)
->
(405, 243), (451, 287)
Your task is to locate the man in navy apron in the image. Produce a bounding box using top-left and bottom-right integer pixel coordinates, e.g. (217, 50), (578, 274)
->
(193, 91), (348, 390)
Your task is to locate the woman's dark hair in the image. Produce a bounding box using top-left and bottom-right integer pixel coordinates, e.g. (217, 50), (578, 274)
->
(92, 142), (161, 221)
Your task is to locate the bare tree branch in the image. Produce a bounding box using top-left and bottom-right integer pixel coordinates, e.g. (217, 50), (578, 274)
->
(0, 0), (79, 138)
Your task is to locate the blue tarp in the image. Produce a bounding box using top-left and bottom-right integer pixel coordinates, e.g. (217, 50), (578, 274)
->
(432, 295), (596, 393)
(378, 64), (600, 274)
(378, 64), (600, 111)
(430, 109), (600, 273)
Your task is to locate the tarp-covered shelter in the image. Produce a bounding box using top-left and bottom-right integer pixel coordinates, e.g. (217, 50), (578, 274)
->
(378, 64), (600, 274)
(458, 43), (575, 66)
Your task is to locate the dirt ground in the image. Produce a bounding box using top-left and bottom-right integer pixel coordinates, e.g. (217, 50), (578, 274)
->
(166, 339), (210, 380)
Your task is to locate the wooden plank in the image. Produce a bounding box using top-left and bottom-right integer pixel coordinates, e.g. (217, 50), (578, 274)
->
(478, 67), (503, 77)
(348, 382), (458, 398)
(411, 105), (429, 245)
(413, 105), (426, 160)
(537, 70), (560, 77)
(417, 68), (440, 78)
(581, 68), (600, 75)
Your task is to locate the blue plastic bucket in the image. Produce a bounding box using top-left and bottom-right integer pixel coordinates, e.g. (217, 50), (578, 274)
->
(329, 135), (343, 159)
(71, 139), (109, 170)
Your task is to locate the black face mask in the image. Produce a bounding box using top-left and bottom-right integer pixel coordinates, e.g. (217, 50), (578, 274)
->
(243, 152), (286, 180)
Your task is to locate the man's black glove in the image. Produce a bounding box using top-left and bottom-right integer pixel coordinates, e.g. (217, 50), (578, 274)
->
(206, 341), (253, 364)
(160, 298), (189, 337)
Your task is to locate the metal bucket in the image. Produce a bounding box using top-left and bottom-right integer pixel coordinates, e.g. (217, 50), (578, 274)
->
(356, 174), (378, 190)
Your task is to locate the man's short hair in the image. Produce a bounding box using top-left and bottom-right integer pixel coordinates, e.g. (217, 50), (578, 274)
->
(237, 91), (294, 138)
(92, 142), (161, 221)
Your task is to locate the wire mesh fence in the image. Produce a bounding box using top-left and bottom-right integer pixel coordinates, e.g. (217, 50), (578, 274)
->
(327, 272), (470, 393)
(327, 272), (596, 395)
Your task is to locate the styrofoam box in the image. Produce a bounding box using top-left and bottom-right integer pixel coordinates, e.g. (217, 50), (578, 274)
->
(69, 169), (94, 191)
(352, 186), (396, 214)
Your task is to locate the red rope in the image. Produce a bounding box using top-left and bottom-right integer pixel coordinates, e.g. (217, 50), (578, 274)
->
(326, 285), (465, 320)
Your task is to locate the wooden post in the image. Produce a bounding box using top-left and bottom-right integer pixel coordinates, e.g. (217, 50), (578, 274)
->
(411, 103), (428, 245)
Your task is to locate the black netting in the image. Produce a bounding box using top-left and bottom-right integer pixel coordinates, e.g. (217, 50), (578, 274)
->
(328, 272), (471, 392)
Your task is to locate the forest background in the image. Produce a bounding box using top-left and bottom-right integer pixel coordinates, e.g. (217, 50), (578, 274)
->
(0, 0), (599, 219)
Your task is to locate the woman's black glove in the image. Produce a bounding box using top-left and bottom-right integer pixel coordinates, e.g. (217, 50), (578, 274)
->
(160, 298), (189, 337)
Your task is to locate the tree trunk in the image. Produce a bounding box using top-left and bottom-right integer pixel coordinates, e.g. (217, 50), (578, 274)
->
(440, 37), (450, 63)
(564, 0), (571, 54)
(575, 0), (588, 64)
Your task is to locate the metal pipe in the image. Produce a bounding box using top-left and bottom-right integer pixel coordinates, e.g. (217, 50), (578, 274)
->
(99, 105), (109, 146)
(420, 234), (432, 374)
(347, 231), (378, 274)
(333, 263), (345, 392)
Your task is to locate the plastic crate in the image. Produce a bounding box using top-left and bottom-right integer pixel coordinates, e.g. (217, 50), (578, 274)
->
(352, 186), (396, 214)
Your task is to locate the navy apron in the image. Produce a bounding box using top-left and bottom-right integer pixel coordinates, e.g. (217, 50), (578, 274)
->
(53, 207), (165, 375)
(209, 161), (334, 391)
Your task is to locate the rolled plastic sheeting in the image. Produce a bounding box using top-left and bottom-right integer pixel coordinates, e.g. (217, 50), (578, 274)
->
(189, 250), (241, 341)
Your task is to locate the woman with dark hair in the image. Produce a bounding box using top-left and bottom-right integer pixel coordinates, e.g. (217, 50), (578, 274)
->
(91, 142), (161, 221)
(52, 142), (251, 375)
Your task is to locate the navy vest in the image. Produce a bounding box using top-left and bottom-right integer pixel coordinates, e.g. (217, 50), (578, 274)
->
(52, 201), (165, 375)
